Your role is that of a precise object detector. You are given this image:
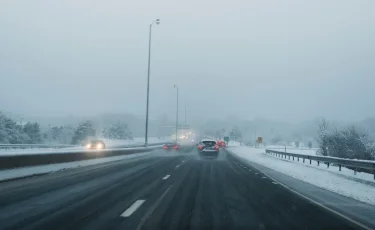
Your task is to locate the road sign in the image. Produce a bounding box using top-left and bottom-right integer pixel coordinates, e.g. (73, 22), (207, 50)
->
(224, 136), (229, 143)
(257, 137), (263, 144)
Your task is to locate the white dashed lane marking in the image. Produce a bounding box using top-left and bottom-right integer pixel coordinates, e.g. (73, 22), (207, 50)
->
(120, 200), (145, 217)
(262, 177), (267, 179)
(272, 182), (278, 184)
(162, 175), (170, 180)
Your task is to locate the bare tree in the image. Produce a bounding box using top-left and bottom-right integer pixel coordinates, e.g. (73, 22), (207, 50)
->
(316, 118), (329, 156)
(307, 140), (313, 149)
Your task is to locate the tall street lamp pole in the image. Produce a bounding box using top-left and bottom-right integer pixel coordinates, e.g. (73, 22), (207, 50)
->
(144, 19), (160, 147)
(174, 85), (179, 142)
(184, 104), (187, 137)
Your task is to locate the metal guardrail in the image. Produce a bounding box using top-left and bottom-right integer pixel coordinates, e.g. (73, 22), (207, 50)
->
(265, 149), (375, 180)
(0, 144), (75, 149)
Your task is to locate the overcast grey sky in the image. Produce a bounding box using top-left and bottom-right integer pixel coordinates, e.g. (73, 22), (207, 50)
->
(1, 0), (374, 122)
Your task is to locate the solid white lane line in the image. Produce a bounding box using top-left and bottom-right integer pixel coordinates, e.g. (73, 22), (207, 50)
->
(120, 200), (146, 217)
(162, 175), (170, 180)
(175, 164), (180, 169)
(259, 173), (373, 230)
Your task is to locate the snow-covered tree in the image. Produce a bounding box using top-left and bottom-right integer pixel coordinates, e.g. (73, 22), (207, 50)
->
(71, 121), (96, 144)
(316, 119), (375, 160)
(102, 123), (132, 140)
(316, 119), (330, 156)
(0, 112), (42, 144)
(307, 140), (313, 149)
(23, 122), (42, 144)
(230, 126), (242, 141)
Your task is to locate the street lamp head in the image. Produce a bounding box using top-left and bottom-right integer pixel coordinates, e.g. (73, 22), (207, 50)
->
(156, 19), (160, 25)
(174, 84), (177, 88)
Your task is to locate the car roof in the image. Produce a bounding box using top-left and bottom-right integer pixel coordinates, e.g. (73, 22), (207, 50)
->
(201, 139), (216, 142)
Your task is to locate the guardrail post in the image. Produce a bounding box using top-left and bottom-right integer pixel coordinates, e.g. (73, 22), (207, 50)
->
(327, 162), (330, 168)
(309, 159), (311, 164)
(303, 158), (305, 163)
(292, 156), (294, 161)
(339, 165), (341, 171)
(288, 155), (290, 160)
(317, 161), (320, 166)
(354, 168), (357, 175)
(373, 171), (375, 180)
(297, 157), (299, 162)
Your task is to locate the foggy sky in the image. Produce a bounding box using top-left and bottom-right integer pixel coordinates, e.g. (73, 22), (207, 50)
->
(1, 0), (374, 122)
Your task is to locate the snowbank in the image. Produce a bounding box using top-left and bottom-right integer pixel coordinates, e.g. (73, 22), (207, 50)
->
(0, 137), (169, 155)
(228, 146), (375, 205)
(227, 141), (241, 147)
(266, 145), (318, 156)
(0, 152), (151, 182)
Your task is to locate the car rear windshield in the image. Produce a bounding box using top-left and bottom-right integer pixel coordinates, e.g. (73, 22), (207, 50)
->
(202, 141), (216, 146)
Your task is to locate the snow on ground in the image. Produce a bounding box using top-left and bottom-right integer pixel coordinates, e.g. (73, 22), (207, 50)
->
(0, 137), (170, 155)
(0, 146), (86, 155)
(228, 146), (375, 205)
(0, 151), (152, 182)
(103, 137), (170, 147)
(227, 141), (241, 147)
(267, 146), (318, 156)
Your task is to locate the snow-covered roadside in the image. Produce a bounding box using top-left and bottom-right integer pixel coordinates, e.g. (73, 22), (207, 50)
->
(0, 151), (152, 182)
(266, 145), (318, 156)
(227, 142), (318, 156)
(0, 146), (85, 155)
(103, 137), (171, 147)
(228, 146), (375, 205)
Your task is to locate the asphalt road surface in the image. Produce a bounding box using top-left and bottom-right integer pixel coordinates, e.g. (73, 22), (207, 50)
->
(0, 146), (366, 230)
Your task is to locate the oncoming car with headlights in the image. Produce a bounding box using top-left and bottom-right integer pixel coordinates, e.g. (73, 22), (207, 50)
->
(85, 140), (106, 150)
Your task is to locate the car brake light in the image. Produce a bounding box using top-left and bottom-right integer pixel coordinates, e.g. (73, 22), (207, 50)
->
(199, 145), (203, 149)
(215, 145), (219, 150)
(173, 145), (179, 149)
(164, 146), (168, 149)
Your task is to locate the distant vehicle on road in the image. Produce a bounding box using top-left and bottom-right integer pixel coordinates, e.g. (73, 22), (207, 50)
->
(85, 140), (106, 150)
(197, 139), (219, 156)
(163, 143), (180, 150)
(216, 140), (226, 148)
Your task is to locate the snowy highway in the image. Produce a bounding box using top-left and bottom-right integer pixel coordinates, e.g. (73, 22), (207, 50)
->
(0, 145), (372, 230)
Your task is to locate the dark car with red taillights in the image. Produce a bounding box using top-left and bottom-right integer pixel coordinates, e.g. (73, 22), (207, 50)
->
(163, 143), (180, 150)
